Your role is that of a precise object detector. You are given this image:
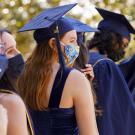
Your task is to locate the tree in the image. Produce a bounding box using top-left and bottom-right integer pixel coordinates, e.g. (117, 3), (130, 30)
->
(0, 0), (134, 57)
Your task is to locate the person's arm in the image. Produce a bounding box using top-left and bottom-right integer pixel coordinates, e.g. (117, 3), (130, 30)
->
(0, 104), (8, 135)
(1, 94), (29, 135)
(70, 70), (99, 135)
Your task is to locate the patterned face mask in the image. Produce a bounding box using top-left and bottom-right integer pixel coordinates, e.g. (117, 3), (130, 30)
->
(61, 42), (80, 65)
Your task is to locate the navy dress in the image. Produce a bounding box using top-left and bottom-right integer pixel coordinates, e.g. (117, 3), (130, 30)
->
(29, 68), (78, 135)
(89, 52), (135, 135)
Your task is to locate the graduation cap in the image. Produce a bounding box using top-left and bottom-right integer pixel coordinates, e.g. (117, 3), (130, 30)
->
(64, 16), (99, 33)
(18, 3), (77, 69)
(19, 4), (77, 32)
(96, 7), (135, 41)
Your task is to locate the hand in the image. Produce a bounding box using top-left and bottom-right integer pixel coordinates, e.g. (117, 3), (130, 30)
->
(0, 104), (8, 135)
(81, 64), (95, 81)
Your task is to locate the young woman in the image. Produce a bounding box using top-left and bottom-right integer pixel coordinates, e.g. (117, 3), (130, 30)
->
(18, 17), (99, 135)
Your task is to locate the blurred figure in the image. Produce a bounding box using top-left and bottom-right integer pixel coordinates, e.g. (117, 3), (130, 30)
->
(0, 29), (24, 91)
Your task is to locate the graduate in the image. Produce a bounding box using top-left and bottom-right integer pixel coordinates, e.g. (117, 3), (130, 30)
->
(18, 4), (99, 135)
(88, 8), (135, 135)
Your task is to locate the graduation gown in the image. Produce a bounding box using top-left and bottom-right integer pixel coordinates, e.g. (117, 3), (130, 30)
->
(119, 54), (135, 93)
(89, 51), (134, 135)
(119, 54), (135, 134)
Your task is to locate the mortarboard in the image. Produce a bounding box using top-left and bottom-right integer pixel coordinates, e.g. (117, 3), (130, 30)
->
(96, 7), (135, 41)
(64, 16), (99, 33)
(18, 4), (77, 69)
(19, 4), (77, 32)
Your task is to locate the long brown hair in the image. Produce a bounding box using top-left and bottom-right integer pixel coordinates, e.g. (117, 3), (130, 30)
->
(17, 39), (55, 110)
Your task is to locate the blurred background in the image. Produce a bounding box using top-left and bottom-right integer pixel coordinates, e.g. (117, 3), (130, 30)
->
(0, 0), (135, 59)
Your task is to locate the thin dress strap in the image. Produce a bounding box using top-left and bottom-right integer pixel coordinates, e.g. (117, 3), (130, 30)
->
(48, 68), (72, 108)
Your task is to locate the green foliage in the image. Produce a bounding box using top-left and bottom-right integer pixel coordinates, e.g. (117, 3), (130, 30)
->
(0, 0), (135, 57)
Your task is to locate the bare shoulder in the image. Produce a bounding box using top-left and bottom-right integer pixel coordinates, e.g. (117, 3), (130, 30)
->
(66, 69), (90, 94)
(68, 69), (89, 85)
(0, 93), (26, 112)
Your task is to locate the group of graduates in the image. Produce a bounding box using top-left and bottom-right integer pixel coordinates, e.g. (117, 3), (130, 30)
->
(0, 3), (135, 135)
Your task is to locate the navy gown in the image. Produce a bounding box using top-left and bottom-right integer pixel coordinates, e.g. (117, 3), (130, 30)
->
(29, 67), (78, 135)
(89, 52), (135, 135)
(119, 54), (135, 134)
(119, 54), (135, 93)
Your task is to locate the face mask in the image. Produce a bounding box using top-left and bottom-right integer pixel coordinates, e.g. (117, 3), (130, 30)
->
(61, 42), (80, 65)
(8, 54), (25, 75)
